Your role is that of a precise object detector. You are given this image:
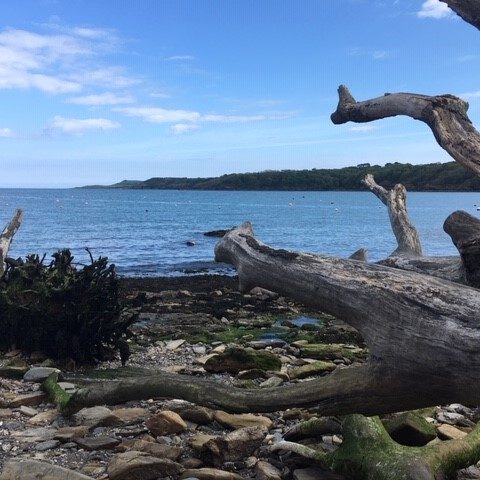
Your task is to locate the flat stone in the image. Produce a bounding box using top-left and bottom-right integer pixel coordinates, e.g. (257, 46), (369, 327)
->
(146, 410), (187, 436)
(181, 468), (243, 480)
(72, 406), (122, 428)
(256, 461), (282, 480)
(163, 400), (214, 425)
(0, 408), (14, 419)
(8, 391), (47, 407)
(58, 382), (76, 390)
(214, 411), (273, 430)
(189, 433), (216, 451)
(12, 427), (57, 443)
(0, 459), (95, 479)
(259, 376), (283, 388)
(113, 407), (148, 425)
(29, 409), (59, 425)
(166, 339), (186, 351)
(120, 439), (182, 460)
(35, 439), (61, 451)
(107, 451), (184, 480)
(203, 426), (267, 466)
(436, 423), (468, 440)
(54, 426), (90, 442)
(23, 367), (61, 383)
(74, 436), (120, 451)
(18, 406), (38, 417)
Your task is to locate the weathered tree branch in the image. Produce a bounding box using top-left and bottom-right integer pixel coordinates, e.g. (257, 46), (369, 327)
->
(362, 174), (422, 256)
(441, 0), (480, 30)
(0, 209), (23, 275)
(331, 85), (480, 176)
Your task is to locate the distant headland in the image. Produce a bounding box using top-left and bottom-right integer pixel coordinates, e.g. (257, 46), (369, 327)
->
(80, 161), (480, 192)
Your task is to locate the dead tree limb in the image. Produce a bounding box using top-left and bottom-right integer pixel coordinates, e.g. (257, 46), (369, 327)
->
(331, 85), (480, 176)
(0, 209), (23, 275)
(441, 0), (480, 30)
(362, 174), (422, 256)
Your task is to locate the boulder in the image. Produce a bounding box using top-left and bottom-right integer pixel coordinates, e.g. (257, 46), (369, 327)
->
(289, 361), (336, 380)
(202, 426), (267, 466)
(181, 468), (243, 480)
(204, 347), (281, 374)
(71, 406), (122, 429)
(107, 451), (184, 480)
(256, 461), (282, 480)
(119, 439), (182, 460)
(146, 410), (187, 436)
(23, 367), (60, 383)
(74, 436), (121, 451)
(0, 460), (94, 480)
(382, 411), (437, 446)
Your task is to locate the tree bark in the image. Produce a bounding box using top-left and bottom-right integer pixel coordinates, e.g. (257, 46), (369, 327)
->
(362, 174), (422, 256)
(331, 85), (480, 176)
(441, 0), (480, 30)
(0, 209), (23, 275)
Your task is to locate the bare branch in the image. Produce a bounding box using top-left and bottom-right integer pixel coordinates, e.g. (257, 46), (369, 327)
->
(0, 209), (23, 274)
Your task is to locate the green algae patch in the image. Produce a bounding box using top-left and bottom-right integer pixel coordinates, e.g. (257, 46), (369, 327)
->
(300, 343), (367, 361)
(204, 346), (281, 374)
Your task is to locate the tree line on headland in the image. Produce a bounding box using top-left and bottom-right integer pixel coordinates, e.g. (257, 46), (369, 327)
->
(84, 161), (480, 191)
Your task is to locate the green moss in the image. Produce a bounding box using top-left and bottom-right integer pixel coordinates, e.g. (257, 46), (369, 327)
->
(204, 346), (281, 373)
(300, 343), (367, 361)
(42, 372), (71, 411)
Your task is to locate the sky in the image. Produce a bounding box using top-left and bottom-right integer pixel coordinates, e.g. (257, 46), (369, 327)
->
(0, 0), (479, 187)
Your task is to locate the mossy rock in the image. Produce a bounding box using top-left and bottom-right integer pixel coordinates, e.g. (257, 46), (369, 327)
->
(289, 361), (336, 380)
(299, 343), (367, 361)
(204, 346), (281, 374)
(0, 365), (29, 379)
(72, 366), (162, 381)
(382, 411), (437, 446)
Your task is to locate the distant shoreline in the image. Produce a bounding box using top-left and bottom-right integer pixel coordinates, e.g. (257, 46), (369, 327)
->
(78, 161), (480, 192)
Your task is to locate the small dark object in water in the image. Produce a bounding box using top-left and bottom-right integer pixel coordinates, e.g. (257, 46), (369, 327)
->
(118, 339), (130, 367)
(186, 240), (196, 246)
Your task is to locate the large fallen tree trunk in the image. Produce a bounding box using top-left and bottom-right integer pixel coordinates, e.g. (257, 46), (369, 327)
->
(0, 209), (23, 275)
(47, 222), (480, 417)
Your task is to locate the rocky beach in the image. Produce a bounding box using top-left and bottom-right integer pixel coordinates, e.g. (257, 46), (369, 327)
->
(0, 274), (479, 480)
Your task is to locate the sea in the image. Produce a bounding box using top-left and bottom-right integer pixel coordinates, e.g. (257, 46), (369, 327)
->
(1, 189), (479, 277)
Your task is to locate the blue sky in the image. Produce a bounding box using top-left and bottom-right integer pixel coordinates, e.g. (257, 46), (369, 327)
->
(0, 0), (478, 187)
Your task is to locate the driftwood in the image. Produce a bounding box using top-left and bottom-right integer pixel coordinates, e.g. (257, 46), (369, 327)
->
(0, 209), (22, 275)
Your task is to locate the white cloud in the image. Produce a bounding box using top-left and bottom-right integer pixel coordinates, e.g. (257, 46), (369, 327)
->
(350, 125), (377, 133)
(114, 106), (201, 123)
(417, 0), (453, 19)
(459, 91), (480, 100)
(0, 26), (136, 94)
(49, 116), (120, 135)
(165, 55), (195, 61)
(68, 92), (135, 105)
(170, 123), (200, 135)
(0, 128), (15, 138)
(372, 50), (388, 60)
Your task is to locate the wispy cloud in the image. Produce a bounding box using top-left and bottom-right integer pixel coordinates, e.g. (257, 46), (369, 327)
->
(165, 55), (195, 61)
(348, 47), (389, 60)
(459, 91), (480, 100)
(68, 92), (136, 105)
(170, 123), (200, 135)
(0, 127), (15, 138)
(417, 0), (453, 19)
(115, 106), (201, 123)
(350, 125), (377, 133)
(0, 26), (137, 94)
(48, 116), (120, 135)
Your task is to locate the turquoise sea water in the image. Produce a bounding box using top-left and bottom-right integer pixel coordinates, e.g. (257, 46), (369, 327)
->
(1, 189), (479, 276)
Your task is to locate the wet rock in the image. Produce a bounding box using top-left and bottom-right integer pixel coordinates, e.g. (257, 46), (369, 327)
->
(214, 411), (273, 430)
(436, 423), (468, 440)
(204, 347), (281, 374)
(107, 451), (184, 480)
(119, 439), (182, 460)
(18, 406), (38, 417)
(35, 439), (60, 451)
(203, 426), (267, 466)
(113, 407), (148, 425)
(146, 410), (187, 436)
(181, 468), (243, 480)
(289, 361), (336, 380)
(256, 461), (282, 480)
(382, 411), (436, 446)
(71, 406), (122, 428)
(74, 436), (121, 451)
(0, 459), (95, 479)
(23, 367), (61, 383)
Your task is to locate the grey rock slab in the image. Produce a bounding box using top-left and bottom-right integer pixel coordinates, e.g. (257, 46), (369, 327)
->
(23, 367), (61, 383)
(71, 406), (122, 428)
(74, 436), (121, 451)
(35, 439), (61, 451)
(0, 460), (95, 479)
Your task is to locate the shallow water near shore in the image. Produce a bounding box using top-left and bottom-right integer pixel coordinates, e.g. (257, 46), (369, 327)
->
(2, 188), (479, 276)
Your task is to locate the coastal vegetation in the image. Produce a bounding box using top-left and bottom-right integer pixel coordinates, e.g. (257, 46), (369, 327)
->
(84, 161), (480, 192)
